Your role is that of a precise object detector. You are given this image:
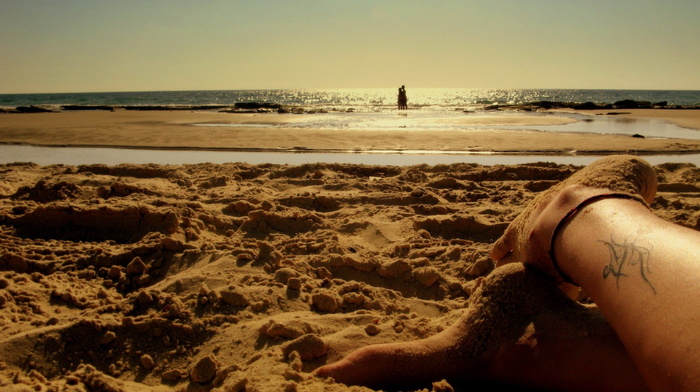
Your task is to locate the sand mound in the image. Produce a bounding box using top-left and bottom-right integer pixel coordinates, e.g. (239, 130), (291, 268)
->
(0, 160), (697, 391)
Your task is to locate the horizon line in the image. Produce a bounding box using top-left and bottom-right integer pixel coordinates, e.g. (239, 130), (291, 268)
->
(3, 87), (700, 95)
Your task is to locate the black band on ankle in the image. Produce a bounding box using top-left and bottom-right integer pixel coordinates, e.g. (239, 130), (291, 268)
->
(548, 193), (645, 285)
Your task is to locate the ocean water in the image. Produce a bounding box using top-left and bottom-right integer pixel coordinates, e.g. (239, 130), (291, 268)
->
(2, 88), (700, 111)
(4, 88), (700, 139)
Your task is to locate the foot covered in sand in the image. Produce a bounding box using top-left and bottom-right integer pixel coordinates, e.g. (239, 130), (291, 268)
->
(490, 155), (657, 281)
(313, 263), (647, 391)
(313, 264), (548, 389)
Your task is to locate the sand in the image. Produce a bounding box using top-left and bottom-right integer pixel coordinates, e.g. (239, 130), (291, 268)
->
(0, 157), (698, 391)
(1, 109), (700, 154)
(0, 109), (699, 391)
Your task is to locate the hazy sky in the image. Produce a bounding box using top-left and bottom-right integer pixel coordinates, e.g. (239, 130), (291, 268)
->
(1, 0), (699, 93)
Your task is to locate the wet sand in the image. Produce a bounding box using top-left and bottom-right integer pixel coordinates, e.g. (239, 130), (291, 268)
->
(1, 109), (699, 154)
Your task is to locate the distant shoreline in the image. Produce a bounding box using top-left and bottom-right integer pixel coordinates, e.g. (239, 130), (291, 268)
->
(1, 110), (699, 157)
(2, 98), (700, 115)
(2, 88), (700, 114)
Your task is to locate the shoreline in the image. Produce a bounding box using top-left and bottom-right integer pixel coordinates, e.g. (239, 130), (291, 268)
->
(3, 144), (700, 168)
(3, 142), (700, 157)
(1, 109), (700, 157)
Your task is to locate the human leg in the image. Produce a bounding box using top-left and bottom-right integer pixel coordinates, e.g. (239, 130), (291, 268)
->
(314, 263), (647, 391)
(491, 155), (657, 279)
(541, 189), (700, 391)
(491, 155), (700, 391)
(315, 155), (692, 391)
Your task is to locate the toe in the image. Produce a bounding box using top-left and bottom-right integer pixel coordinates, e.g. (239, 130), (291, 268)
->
(491, 228), (515, 262)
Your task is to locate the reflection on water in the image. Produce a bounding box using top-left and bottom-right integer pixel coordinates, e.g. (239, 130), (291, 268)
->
(196, 111), (700, 140)
(505, 113), (700, 140)
(1, 145), (698, 167)
(4, 88), (700, 110)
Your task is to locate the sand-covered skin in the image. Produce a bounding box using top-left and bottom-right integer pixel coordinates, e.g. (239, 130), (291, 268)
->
(1, 110), (700, 154)
(0, 160), (698, 391)
(491, 155), (659, 280)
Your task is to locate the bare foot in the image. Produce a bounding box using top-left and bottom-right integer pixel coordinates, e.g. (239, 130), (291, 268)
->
(490, 155), (657, 281)
(313, 329), (486, 390)
(314, 264), (647, 391)
(313, 156), (655, 390)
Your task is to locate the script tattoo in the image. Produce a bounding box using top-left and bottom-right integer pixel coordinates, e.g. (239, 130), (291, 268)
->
(599, 237), (656, 294)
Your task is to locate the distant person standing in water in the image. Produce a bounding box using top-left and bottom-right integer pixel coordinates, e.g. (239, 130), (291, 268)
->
(398, 85), (407, 110)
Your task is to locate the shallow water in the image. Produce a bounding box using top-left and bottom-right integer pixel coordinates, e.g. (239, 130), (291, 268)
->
(484, 112), (700, 140)
(196, 111), (700, 140)
(1, 145), (698, 167)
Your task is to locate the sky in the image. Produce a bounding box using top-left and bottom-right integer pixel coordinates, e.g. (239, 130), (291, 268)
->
(1, 0), (699, 93)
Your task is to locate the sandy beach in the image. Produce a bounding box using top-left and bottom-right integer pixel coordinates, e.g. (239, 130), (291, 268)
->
(1, 109), (700, 155)
(4, 0), (700, 387)
(0, 109), (699, 391)
(0, 157), (697, 391)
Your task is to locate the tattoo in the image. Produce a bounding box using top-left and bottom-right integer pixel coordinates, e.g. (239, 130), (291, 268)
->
(599, 237), (656, 294)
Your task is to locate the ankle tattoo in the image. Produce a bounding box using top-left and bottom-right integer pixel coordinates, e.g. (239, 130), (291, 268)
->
(549, 193), (646, 285)
(600, 236), (656, 295)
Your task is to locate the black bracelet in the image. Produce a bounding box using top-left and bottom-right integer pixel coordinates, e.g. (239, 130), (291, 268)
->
(548, 193), (645, 285)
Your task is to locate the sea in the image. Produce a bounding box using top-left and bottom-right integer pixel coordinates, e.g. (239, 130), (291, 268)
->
(2, 88), (700, 111)
(1, 88), (700, 166)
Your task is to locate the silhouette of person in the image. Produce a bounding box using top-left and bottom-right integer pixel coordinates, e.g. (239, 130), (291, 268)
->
(398, 85), (407, 110)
